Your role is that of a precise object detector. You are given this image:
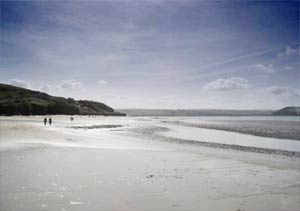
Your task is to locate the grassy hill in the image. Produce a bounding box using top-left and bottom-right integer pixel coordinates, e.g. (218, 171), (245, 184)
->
(0, 83), (125, 116)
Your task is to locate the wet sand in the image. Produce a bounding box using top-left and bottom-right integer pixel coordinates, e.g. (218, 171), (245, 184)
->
(1, 116), (300, 211)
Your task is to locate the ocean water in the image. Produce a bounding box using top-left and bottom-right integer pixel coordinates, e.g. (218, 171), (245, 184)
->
(163, 115), (300, 122)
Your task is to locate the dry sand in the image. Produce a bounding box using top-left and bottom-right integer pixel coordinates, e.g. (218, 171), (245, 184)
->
(0, 116), (300, 211)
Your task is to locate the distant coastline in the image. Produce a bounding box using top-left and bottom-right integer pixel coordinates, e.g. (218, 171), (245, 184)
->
(117, 107), (300, 117)
(1, 83), (298, 117)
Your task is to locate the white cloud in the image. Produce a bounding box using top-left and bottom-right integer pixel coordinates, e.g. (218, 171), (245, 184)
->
(286, 46), (298, 55)
(265, 86), (300, 97)
(40, 84), (53, 93)
(277, 46), (299, 58)
(59, 80), (82, 91)
(97, 80), (108, 86)
(255, 64), (275, 74)
(10, 79), (31, 89)
(203, 77), (250, 91)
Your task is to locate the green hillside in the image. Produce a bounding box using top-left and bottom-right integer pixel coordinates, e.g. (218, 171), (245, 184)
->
(0, 83), (125, 116)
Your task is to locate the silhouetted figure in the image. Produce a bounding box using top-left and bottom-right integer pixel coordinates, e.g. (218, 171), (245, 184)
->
(44, 118), (47, 126)
(70, 117), (74, 121)
(49, 118), (52, 126)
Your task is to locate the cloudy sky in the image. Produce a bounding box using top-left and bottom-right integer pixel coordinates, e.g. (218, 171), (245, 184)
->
(1, 0), (299, 109)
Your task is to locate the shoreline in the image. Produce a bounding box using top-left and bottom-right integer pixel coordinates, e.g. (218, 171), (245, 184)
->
(1, 116), (300, 211)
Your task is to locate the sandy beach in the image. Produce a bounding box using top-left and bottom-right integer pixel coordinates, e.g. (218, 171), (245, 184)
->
(1, 116), (300, 211)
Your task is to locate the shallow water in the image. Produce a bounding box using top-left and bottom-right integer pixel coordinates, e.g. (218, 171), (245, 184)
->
(162, 124), (300, 153)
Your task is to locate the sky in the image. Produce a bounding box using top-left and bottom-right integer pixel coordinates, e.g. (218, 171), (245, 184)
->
(1, 0), (299, 109)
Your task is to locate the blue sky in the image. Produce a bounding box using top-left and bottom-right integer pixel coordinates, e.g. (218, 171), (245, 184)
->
(1, 0), (299, 109)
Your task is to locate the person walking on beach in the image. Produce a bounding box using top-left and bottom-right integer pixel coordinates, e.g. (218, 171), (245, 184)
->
(44, 117), (47, 126)
(49, 117), (52, 126)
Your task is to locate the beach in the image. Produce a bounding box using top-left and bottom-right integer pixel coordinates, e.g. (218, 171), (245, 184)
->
(1, 116), (300, 211)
